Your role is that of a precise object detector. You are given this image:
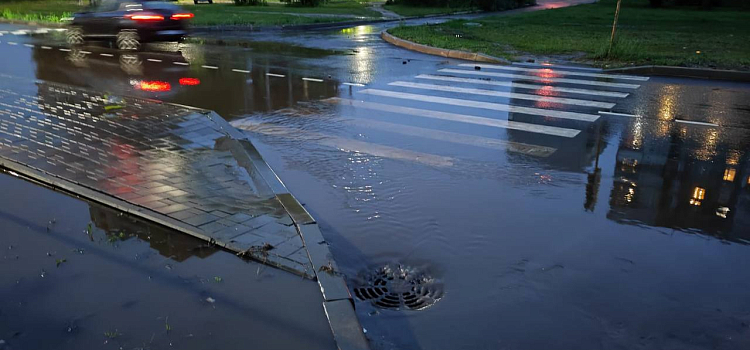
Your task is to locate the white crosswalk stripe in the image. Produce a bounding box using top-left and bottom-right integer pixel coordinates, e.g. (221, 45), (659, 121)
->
(245, 59), (645, 167)
(357, 89), (601, 122)
(329, 98), (581, 138)
(345, 119), (557, 157)
(416, 74), (629, 98)
(439, 68), (641, 89)
(388, 81), (616, 109)
(233, 121), (456, 167)
(512, 62), (604, 72)
(461, 63), (649, 81)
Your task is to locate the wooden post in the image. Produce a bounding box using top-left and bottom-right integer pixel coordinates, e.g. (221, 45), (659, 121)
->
(607, 0), (623, 57)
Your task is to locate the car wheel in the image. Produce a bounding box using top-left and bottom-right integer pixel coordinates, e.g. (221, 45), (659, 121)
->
(208, 0), (213, 3)
(117, 30), (141, 51)
(66, 26), (84, 45)
(193, 0), (198, 3)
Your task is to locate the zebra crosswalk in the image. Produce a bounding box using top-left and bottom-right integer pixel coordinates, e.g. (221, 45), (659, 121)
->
(233, 62), (648, 167)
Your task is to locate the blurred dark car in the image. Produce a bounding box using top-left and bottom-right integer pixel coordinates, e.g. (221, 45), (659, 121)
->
(67, 0), (193, 50)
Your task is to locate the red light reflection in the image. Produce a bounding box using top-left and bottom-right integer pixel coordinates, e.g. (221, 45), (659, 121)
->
(179, 78), (200, 86)
(137, 81), (171, 92)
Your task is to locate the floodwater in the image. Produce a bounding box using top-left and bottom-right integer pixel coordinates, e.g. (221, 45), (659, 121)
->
(0, 171), (336, 350)
(1, 19), (750, 349)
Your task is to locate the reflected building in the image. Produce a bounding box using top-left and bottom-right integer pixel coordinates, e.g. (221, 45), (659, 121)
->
(89, 203), (218, 262)
(607, 117), (750, 242)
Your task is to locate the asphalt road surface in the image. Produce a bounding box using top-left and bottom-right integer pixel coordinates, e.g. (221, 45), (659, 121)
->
(1, 18), (750, 350)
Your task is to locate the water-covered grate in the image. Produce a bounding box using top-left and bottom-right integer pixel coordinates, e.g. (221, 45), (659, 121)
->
(353, 264), (442, 310)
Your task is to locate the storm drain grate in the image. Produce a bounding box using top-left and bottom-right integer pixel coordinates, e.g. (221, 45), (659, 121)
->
(353, 264), (442, 310)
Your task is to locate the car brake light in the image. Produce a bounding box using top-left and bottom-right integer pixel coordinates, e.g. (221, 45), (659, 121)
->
(126, 14), (164, 21)
(179, 78), (200, 86)
(171, 13), (194, 20)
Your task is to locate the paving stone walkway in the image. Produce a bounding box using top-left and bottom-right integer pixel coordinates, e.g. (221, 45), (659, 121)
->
(0, 80), (313, 277)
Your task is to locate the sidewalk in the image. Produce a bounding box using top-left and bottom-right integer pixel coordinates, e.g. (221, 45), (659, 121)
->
(0, 78), (368, 350)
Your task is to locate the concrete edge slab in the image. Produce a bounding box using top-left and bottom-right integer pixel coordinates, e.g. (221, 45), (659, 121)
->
(604, 65), (750, 82)
(209, 117), (371, 349)
(0, 156), (315, 279)
(381, 30), (508, 64)
(324, 300), (371, 350)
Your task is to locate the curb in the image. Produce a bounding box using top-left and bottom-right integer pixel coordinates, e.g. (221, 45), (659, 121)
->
(191, 9), (485, 33)
(201, 111), (371, 350)
(605, 65), (750, 82)
(381, 30), (508, 63)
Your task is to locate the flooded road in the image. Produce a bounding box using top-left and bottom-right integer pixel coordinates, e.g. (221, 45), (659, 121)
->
(1, 20), (750, 349)
(0, 172), (335, 350)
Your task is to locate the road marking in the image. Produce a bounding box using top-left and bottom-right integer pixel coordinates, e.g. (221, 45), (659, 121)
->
(357, 89), (600, 122)
(439, 68), (641, 89)
(233, 121), (454, 167)
(417, 74), (629, 98)
(33, 29), (50, 34)
(147, 58), (162, 62)
(389, 81), (616, 109)
(343, 82), (366, 87)
(346, 118), (556, 157)
(173, 61), (189, 66)
(54, 28), (67, 32)
(675, 119), (719, 127)
(231, 69), (251, 73)
(598, 111), (640, 118)
(512, 62), (603, 72)
(460, 63), (649, 81)
(79, 50), (91, 54)
(10, 30), (27, 35)
(201, 65), (218, 69)
(59, 48), (71, 52)
(100, 53), (114, 57)
(302, 77), (324, 82)
(23, 44), (34, 48)
(7, 42), (17, 45)
(266, 73), (285, 78)
(41, 46), (52, 49)
(329, 98), (580, 138)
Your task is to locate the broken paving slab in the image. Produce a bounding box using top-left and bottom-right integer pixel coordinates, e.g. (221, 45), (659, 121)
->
(0, 81), (312, 277)
(0, 79), (370, 349)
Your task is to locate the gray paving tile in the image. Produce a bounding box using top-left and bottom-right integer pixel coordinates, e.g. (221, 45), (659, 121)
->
(0, 82), (310, 277)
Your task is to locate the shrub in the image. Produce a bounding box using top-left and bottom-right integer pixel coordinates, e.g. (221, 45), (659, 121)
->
(474, 0), (535, 11)
(388, 0), (536, 10)
(234, 0), (267, 5)
(280, 0), (326, 6)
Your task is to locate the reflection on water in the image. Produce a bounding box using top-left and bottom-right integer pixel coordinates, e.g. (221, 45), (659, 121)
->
(31, 44), (341, 119)
(90, 203), (218, 262)
(606, 118), (750, 243)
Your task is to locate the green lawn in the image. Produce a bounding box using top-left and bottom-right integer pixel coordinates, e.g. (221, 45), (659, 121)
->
(383, 3), (475, 17)
(0, 0), (380, 25)
(388, 0), (750, 70)
(0, 1), (80, 22)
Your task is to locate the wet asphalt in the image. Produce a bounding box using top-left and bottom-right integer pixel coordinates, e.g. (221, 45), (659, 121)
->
(1, 12), (750, 350)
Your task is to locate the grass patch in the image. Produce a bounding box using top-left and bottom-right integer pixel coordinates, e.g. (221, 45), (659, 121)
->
(383, 3), (475, 17)
(178, 0), (382, 17)
(0, 0), (80, 23)
(388, 0), (750, 70)
(0, 0), (381, 26)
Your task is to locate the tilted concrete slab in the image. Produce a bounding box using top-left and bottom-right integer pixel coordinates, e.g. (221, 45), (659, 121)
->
(0, 79), (370, 350)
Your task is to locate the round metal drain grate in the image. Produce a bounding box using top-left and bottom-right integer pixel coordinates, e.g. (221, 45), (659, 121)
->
(353, 264), (442, 310)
